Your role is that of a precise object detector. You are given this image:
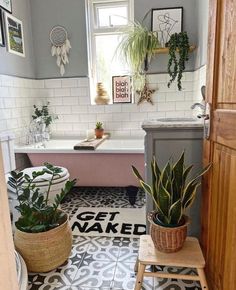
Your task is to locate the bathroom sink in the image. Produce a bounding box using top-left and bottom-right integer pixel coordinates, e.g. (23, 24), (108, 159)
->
(156, 117), (198, 122)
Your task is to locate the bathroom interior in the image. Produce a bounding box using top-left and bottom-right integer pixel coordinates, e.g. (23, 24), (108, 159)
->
(0, 0), (236, 290)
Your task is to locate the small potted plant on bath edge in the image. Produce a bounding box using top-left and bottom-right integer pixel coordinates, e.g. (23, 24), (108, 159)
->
(8, 163), (76, 272)
(132, 151), (210, 253)
(95, 122), (104, 139)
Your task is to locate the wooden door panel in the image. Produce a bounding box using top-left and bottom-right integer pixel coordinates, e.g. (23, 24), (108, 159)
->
(218, 0), (236, 103)
(207, 144), (236, 289)
(212, 110), (236, 149)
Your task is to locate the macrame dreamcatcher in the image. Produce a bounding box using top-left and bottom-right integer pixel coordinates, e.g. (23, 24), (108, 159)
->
(50, 26), (71, 76)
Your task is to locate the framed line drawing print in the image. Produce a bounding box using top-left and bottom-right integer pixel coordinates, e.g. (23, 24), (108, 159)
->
(151, 7), (183, 47)
(5, 13), (25, 57)
(112, 75), (132, 104)
(0, 0), (12, 13)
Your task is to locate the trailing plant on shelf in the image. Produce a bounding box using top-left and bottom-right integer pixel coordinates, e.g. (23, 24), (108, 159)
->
(32, 102), (58, 128)
(8, 163), (76, 233)
(166, 32), (190, 91)
(117, 21), (159, 90)
(132, 151), (210, 252)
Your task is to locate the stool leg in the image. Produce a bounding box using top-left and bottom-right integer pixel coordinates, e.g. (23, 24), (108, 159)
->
(134, 257), (139, 272)
(134, 263), (146, 290)
(197, 268), (208, 290)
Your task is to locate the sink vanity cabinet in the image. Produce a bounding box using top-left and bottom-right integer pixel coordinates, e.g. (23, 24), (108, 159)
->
(142, 119), (204, 237)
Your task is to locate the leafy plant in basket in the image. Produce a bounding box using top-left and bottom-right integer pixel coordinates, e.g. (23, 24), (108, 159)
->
(8, 163), (76, 272)
(166, 32), (190, 91)
(132, 151), (211, 253)
(8, 163), (75, 233)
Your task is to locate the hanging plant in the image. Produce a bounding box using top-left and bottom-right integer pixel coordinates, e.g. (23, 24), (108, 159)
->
(117, 21), (159, 91)
(167, 32), (190, 90)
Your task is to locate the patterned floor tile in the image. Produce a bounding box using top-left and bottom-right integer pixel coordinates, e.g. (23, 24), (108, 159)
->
(28, 259), (79, 288)
(83, 236), (120, 261)
(72, 260), (116, 288)
(28, 285), (78, 290)
(112, 262), (154, 290)
(61, 187), (145, 211)
(117, 237), (139, 263)
(153, 266), (201, 290)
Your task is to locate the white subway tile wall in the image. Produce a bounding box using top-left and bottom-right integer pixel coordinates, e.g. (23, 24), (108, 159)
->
(0, 67), (206, 143)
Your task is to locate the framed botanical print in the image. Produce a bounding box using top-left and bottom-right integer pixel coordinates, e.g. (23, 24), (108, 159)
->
(5, 13), (25, 57)
(151, 7), (183, 47)
(112, 75), (132, 104)
(0, 0), (12, 13)
(0, 10), (4, 46)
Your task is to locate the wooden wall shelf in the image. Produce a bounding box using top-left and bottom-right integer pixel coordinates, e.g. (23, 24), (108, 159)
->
(154, 45), (196, 54)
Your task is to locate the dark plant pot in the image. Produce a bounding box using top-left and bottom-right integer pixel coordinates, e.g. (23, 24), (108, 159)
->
(126, 185), (138, 205)
(95, 128), (104, 139)
(148, 211), (189, 253)
(153, 213), (185, 228)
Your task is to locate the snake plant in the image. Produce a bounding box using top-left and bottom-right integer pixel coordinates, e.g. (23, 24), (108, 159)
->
(117, 21), (159, 90)
(132, 152), (210, 227)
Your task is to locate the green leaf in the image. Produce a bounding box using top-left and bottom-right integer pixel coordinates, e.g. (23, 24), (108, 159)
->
(140, 180), (153, 196)
(183, 165), (194, 185)
(31, 190), (39, 203)
(30, 225), (46, 233)
(172, 151), (185, 200)
(169, 199), (182, 225)
(183, 182), (200, 210)
(182, 181), (200, 210)
(158, 180), (171, 217)
(132, 165), (144, 182)
(151, 156), (161, 201)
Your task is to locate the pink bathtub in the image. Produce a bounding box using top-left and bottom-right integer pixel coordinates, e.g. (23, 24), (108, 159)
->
(15, 139), (145, 187)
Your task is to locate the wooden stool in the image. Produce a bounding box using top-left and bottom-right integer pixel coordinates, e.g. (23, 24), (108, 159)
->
(135, 235), (208, 290)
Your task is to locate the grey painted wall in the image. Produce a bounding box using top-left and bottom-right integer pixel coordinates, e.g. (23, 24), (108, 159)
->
(0, 0), (35, 78)
(30, 0), (88, 79)
(134, 0), (198, 73)
(195, 0), (209, 68)
(31, 0), (199, 78)
(0, 0), (209, 79)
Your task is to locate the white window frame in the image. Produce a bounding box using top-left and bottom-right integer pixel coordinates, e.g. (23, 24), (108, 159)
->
(86, 0), (134, 103)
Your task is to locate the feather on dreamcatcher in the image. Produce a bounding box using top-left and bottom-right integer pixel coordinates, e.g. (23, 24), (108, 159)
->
(50, 26), (71, 76)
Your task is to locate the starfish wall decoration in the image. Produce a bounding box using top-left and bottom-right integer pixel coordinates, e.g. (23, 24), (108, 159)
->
(136, 81), (156, 105)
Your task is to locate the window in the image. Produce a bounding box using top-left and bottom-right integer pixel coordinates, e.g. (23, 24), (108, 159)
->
(86, 0), (134, 104)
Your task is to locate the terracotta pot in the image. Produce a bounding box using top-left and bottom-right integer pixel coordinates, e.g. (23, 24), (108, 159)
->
(95, 128), (104, 139)
(14, 211), (72, 272)
(148, 211), (189, 253)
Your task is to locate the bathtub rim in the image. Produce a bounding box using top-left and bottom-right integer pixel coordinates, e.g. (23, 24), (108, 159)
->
(14, 138), (145, 154)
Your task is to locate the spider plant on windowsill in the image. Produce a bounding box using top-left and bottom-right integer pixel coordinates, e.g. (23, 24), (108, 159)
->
(116, 21), (160, 91)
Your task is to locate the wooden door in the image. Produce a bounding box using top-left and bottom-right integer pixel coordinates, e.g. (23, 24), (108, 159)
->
(201, 0), (236, 289)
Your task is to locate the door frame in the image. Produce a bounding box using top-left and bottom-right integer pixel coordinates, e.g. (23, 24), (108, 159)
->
(0, 146), (19, 290)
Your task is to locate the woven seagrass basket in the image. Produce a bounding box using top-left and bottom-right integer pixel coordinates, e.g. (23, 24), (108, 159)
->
(14, 211), (72, 273)
(148, 211), (189, 253)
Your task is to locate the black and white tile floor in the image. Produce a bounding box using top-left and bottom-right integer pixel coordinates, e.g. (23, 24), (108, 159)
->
(28, 187), (201, 290)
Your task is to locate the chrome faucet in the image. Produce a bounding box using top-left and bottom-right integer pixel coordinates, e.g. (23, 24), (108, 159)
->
(191, 102), (208, 119)
(190, 102), (206, 110)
